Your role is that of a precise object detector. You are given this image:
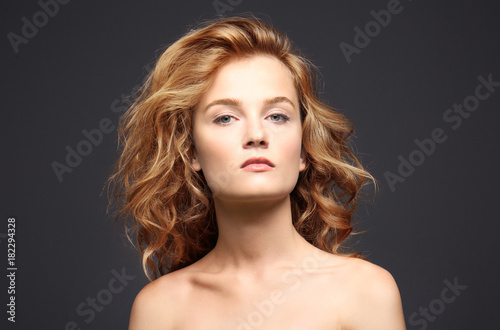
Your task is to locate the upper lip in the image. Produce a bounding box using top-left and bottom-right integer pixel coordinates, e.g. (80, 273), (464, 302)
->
(241, 157), (275, 168)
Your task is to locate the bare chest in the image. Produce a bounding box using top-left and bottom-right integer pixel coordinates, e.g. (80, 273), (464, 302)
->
(173, 272), (346, 330)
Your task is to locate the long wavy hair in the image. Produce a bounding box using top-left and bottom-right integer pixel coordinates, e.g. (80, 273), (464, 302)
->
(106, 16), (376, 281)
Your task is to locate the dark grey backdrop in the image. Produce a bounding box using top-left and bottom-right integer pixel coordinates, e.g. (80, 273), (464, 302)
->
(2, 0), (499, 329)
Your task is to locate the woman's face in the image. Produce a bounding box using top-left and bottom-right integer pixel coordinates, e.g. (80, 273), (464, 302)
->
(192, 55), (305, 202)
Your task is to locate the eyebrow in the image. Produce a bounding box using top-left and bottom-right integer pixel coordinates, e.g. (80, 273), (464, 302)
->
(203, 96), (295, 112)
(264, 96), (295, 108)
(204, 98), (241, 112)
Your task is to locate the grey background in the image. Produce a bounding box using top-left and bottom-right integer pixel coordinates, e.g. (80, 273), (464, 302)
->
(1, 0), (499, 329)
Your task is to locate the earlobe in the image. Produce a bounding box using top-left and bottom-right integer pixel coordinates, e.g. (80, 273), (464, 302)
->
(191, 155), (202, 172)
(299, 148), (306, 172)
(299, 158), (306, 172)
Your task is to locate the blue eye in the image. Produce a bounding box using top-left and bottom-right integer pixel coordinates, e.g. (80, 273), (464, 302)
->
(269, 113), (290, 122)
(214, 115), (235, 125)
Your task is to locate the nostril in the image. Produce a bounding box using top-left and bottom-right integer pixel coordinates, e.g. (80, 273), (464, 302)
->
(244, 137), (268, 148)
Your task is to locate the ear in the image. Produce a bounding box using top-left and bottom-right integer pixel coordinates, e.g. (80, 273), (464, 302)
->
(191, 152), (202, 172)
(299, 147), (306, 172)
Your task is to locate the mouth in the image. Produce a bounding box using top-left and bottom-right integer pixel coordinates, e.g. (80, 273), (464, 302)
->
(241, 157), (275, 171)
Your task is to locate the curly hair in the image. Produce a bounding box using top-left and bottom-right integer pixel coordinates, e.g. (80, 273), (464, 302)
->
(106, 15), (376, 281)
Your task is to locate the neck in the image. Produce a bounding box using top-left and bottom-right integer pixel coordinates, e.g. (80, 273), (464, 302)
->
(206, 195), (313, 277)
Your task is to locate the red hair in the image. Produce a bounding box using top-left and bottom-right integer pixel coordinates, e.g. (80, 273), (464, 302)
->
(106, 16), (376, 280)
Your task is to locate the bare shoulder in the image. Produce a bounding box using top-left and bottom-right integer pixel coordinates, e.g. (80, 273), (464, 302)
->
(333, 256), (406, 329)
(129, 271), (187, 330)
(340, 256), (401, 295)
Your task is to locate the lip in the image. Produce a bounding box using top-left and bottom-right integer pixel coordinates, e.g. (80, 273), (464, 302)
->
(241, 157), (275, 171)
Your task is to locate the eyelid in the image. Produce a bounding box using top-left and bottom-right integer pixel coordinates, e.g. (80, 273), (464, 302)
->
(211, 108), (292, 125)
(267, 112), (290, 122)
(269, 105), (291, 113)
(267, 105), (294, 115)
(212, 114), (237, 125)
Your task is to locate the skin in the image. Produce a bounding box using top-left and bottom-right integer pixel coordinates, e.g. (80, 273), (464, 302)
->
(129, 55), (406, 329)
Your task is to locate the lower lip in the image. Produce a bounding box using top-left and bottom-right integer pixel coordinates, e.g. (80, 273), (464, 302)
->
(242, 164), (274, 171)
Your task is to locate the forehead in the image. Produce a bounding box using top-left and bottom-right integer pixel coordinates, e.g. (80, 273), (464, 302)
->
(198, 55), (299, 107)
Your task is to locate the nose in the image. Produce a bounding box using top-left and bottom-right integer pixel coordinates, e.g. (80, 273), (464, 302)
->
(243, 117), (269, 149)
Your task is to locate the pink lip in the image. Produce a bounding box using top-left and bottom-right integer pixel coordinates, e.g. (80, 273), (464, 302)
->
(241, 157), (275, 171)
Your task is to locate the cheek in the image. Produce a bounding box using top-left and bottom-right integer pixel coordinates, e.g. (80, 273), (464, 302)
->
(194, 122), (245, 168)
(194, 140), (242, 197)
(194, 133), (239, 178)
(278, 131), (303, 162)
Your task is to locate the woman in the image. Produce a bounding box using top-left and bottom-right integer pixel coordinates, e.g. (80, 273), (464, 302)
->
(107, 16), (406, 329)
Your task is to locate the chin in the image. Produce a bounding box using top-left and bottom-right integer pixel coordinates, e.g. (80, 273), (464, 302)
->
(214, 187), (295, 203)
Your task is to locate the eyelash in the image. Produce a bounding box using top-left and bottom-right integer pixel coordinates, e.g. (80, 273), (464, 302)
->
(213, 113), (290, 125)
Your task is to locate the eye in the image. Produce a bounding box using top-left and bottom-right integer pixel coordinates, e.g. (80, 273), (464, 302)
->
(213, 115), (235, 125)
(268, 113), (290, 122)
